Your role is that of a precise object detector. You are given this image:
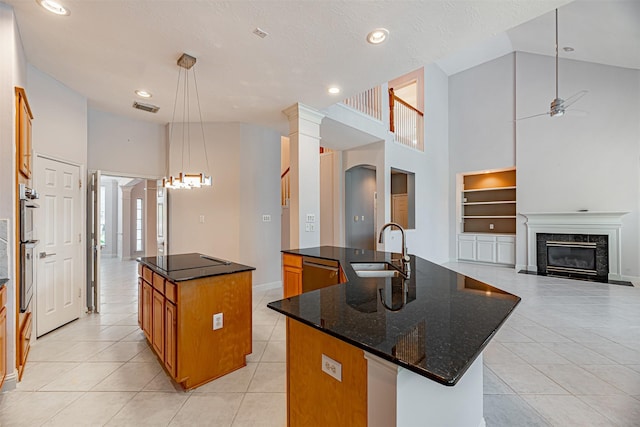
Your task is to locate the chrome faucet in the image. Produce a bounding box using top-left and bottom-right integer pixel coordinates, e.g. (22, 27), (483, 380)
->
(378, 222), (411, 276)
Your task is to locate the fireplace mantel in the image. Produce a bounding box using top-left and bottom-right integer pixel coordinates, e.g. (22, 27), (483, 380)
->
(520, 212), (629, 280)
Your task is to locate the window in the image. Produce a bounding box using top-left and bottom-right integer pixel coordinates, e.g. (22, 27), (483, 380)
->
(136, 198), (143, 252)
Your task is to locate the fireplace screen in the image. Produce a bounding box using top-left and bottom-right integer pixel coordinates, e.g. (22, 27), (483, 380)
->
(547, 241), (597, 275)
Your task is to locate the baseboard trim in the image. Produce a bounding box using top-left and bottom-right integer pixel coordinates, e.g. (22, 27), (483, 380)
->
(253, 281), (282, 292)
(1, 372), (18, 392)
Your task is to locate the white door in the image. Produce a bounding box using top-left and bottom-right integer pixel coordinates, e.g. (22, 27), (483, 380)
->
(88, 170), (101, 312)
(35, 156), (82, 337)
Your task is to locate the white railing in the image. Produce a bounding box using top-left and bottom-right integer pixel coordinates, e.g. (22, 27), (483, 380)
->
(390, 89), (424, 152)
(343, 86), (383, 121)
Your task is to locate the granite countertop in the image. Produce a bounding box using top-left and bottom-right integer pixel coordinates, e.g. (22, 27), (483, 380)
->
(0, 278), (7, 288)
(268, 246), (520, 386)
(137, 253), (255, 282)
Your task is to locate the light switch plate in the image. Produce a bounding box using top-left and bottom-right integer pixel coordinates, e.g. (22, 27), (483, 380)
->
(321, 354), (342, 382)
(262, 214), (271, 222)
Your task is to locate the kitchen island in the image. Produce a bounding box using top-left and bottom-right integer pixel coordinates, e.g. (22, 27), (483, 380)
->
(137, 253), (254, 390)
(268, 246), (520, 427)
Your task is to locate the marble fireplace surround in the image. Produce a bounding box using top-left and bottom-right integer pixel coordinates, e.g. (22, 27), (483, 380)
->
(521, 212), (628, 281)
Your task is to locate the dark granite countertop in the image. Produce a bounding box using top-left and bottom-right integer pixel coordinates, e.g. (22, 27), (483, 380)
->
(137, 253), (255, 282)
(0, 278), (7, 288)
(268, 246), (520, 386)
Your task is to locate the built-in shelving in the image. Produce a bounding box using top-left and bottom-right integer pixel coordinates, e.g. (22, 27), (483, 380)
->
(461, 169), (516, 234)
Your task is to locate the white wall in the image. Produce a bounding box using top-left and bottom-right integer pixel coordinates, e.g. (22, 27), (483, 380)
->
(27, 65), (87, 166)
(515, 52), (640, 280)
(88, 109), (166, 177)
(448, 53), (516, 260)
(448, 51), (640, 280)
(168, 122), (282, 287)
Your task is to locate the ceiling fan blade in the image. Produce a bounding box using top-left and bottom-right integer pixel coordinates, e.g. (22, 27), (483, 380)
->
(562, 90), (588, 109)
(515, 111), (551, 121)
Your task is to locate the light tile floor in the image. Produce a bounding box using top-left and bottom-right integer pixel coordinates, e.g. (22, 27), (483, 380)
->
(0, 258), (638, 426)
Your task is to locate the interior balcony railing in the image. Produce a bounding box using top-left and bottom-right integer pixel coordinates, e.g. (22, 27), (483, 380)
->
(281, 167), (290, 206)
(389, 88), (424, 152)
(343, 86), (383, 121)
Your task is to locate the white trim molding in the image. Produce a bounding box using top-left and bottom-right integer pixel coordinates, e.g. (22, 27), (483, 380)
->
(520, 212), (629, 281)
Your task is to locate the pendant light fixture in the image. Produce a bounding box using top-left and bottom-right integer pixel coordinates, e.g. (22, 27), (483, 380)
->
(163, 53), (212, 189)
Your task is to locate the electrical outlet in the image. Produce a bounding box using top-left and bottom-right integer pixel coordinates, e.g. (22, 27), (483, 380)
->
(199, 215), (205, 223)
(305, 223), (311, 232)
(321, 354), (342, 382)
(310, 223), (315, 232)
(262, 214), (271, 222)
(213, 313), (223, 330)
(489, 223), (494, 230)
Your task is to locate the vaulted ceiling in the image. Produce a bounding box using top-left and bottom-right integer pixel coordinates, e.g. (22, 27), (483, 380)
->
(5, 0), (638, 132)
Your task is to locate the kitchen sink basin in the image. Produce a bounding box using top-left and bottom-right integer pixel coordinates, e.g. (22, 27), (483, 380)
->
(351, 262), (404, 278)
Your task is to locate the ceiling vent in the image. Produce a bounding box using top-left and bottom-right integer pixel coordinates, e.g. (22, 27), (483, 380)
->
(132, 101), (159, 113)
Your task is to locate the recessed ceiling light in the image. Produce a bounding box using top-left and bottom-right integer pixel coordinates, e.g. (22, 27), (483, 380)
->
(36, 0), (70, 16)
(328, 86), (341, 95)
(135, 89), (152, 98)
(563, 46), (575, 52)
(367, 28), (389, 44)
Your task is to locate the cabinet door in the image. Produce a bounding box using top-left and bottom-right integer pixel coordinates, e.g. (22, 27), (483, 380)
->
(142, 282), (153, 341)
(17, 91), (33, 178)
(165, 301), (177, 378)
(476, 240), (496, 263)
(152, 289), (165, 361)
(457, 237), (476, 261)
(0, 307), (6, 388)
(283, 266), (302, 298)
(497, 241), (515, 265)
(137, 278), (143, 327)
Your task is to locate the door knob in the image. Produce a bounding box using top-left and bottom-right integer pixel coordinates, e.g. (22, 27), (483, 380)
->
(39, 252), (56, 259)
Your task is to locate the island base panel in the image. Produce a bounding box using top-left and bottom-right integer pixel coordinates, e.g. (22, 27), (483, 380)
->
(287, 318), (367, 426)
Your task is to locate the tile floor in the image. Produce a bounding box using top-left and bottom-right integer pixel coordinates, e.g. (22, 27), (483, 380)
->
(0, 258), (638, 426)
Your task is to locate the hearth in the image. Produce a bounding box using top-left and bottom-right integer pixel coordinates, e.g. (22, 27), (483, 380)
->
(536, 233), (608, 282)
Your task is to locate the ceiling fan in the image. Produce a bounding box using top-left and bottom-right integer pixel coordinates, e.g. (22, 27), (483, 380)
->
(518, 8), (588, 120)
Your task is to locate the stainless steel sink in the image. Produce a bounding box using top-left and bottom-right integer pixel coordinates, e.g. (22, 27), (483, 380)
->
(351, 262), (403, 278)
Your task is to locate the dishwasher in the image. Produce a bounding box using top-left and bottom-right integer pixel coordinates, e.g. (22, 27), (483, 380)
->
(302, 256), (340, 293)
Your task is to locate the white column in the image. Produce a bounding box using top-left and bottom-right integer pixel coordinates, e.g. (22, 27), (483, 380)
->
(283, 103), (324, 249)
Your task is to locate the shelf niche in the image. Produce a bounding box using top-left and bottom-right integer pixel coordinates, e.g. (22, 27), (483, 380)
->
(462, 169), (516, 234)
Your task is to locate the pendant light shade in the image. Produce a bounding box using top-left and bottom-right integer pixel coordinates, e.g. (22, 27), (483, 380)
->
(163, 53), (212, 190)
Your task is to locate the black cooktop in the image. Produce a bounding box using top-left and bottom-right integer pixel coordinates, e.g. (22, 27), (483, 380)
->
(144, 252), (231, 272)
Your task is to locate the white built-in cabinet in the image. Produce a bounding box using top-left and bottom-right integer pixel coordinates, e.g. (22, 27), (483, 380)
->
(457, 234), (515, 265)
(457, 168), (516, 266)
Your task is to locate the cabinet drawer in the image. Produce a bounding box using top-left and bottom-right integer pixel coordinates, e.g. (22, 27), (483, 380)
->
(0, 285), (6, 307)
(152, 273), (165, 293)
(165, 280), (177, 304)
(283, 253), (302, 268)
(477, 235), (497, 242)
(497, 236), (515, 243)
(142, 266), (153, 283)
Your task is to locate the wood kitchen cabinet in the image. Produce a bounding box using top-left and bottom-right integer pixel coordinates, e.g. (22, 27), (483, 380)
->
(283, 253), (302, 298)
(282, 253), (348, 298)
(0, 285), (7, 389)
(137, 263), (252, 390)
(15, 87), (33, 179)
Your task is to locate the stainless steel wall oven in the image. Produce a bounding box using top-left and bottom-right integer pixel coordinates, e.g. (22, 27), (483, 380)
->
(19, 184), (39, 312)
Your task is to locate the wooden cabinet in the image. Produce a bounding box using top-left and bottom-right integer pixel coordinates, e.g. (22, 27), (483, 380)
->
(15, 87), (33, 179)
(138, 264), (252, 390)
(287, 318), (367, 426)
(152, 289), (165, 360)
(0, 285), (6, 389)
(164, 301), (177, 377)
(283, 253), (302, 298)
(141, 281), (152, 341)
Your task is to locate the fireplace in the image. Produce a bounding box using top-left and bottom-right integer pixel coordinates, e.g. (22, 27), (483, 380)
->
(536, 233), (608, 282)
